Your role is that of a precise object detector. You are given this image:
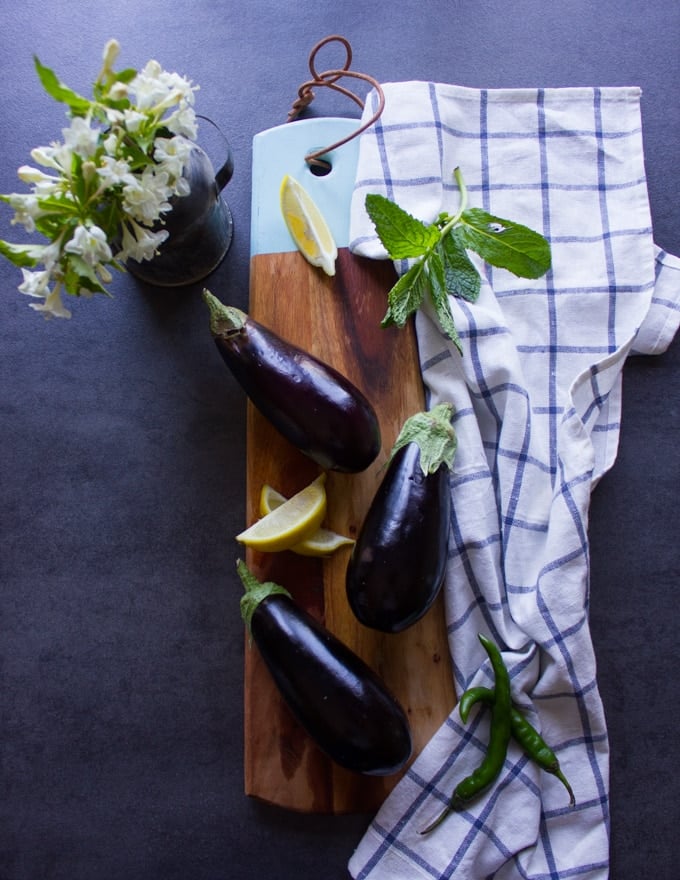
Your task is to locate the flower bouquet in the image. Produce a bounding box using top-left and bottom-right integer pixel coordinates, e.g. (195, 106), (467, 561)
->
(0, 40), (201, 318)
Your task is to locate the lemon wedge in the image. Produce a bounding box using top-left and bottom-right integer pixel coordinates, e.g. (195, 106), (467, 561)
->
(259, 482), (355, 557)
(280, 174), (337, 276)
(237, 474), (327, 552)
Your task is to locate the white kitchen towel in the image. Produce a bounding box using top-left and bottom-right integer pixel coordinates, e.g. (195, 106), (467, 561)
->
(348, 82), (680, 879)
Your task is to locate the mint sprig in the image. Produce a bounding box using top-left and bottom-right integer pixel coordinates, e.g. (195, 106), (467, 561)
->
(365, 168), (552, 354)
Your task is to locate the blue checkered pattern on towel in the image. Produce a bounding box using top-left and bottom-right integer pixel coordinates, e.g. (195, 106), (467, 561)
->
(348, 82), (680, 880)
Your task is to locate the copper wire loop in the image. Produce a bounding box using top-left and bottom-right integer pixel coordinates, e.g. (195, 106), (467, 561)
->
(287, 35), (385, 169)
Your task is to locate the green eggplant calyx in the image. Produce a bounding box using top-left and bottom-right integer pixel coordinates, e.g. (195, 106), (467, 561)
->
(390, 402), (457, 475)
(236, 559), (291, 631)
(202, 288), (247, 337)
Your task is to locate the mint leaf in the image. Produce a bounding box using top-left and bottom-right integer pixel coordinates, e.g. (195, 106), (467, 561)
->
(365, 193), (440, 260)
(439, 232), (481, 302)
(428, 250), (462, 352)
(34, 56), (91, 115)
(381, 260), (428, 328)
(456, 208), (551, 279)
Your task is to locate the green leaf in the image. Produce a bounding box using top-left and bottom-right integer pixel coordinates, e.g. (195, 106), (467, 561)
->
(365, 193), (440, 260)
(33, 56), (91, 115)
(115, 67), (138, 84)
(122, 137), (154, 170)
(70, 153), (87, 205)
(381, 260), (428, 329)
(456, 207), (551, 279)
(0, 239), (40, 268)
(35, 195), (80, 215)
(390, 402), (457, 475)
(428, 251), (462, 353)
(62, 254), (109, 297)
(439, 232), (481, 302)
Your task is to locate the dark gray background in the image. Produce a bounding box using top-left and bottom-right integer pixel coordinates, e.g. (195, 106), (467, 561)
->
(1, 2), (678, 878)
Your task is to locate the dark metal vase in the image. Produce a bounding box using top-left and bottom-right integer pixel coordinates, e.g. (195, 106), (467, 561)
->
(126, 136), (234, 287)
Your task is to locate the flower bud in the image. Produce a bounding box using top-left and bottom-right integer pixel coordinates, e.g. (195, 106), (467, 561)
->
(82, 161), (98, 183)
(109, 81), (129, 101)
(102, 39), (120, 70)
(18, 164), (55, 183)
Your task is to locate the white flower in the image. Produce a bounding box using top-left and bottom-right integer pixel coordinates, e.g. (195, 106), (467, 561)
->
(130, 60), (198, 115)
(37, 240), (63, 271)
(116, 219), (168, 263)
(159, 70), (197, 104)
(174, 176), (191, 198)
(153, 135), (192, 186)
(164, 104), (198, 140)
(122, 109), (147, 133)
(64, 224), (112, 266)
(31, 142), (76, 176)
(29, 285), (72, 319)
(122, 167), (173, 224)
(18, 267), (52, 297)
(102, 132), (119, 154)
(62, 116), (99, 159)
(104, 107), (125, 127)
(8, 194), (43, 232)
(129, 59), (167, 110)
(18, 266), (71, 318)
(97, 154), (135, 188)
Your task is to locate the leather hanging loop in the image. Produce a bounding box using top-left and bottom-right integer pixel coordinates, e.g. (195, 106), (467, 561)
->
(287, 34), (385, 170)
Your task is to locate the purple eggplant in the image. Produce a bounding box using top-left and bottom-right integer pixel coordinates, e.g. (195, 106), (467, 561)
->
(346, 404), (457, 633)
(237, 560), (412, 776)
(203, 290), (381, 473)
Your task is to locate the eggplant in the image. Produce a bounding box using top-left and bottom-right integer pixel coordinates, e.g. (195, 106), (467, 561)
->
(203, 290), (381, 473)
(237, 559), (412, 776)
(346, 403), (457, 633)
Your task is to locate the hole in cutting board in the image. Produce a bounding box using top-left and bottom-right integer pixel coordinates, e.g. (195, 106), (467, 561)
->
(307, 150), (333, 177)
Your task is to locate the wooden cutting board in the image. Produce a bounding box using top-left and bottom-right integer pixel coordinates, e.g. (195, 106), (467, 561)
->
(244, 118), (456, 814)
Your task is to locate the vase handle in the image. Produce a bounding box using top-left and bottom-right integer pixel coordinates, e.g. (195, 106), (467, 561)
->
(197, 114), (234, 192)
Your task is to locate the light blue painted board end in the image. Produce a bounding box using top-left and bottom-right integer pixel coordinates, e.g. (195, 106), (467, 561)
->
(251, 118), (359, 256)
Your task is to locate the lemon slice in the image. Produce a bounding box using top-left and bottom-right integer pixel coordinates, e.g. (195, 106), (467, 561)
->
(280, 174), (337, 276)
(237, 474), (327, 552)
(289, 529), (356, 557)
(259, 483), (355, 557)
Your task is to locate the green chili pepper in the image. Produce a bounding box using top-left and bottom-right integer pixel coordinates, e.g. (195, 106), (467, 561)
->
(458, 685), (575, 806)
(420, 633), (512, 834)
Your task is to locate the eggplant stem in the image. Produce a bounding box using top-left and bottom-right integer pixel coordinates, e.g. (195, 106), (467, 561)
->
(202, 288), (247, 337)
(236, 559), (291, 631)
(389, 402), (457, 475)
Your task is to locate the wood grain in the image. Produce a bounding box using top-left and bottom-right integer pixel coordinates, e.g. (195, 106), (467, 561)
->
(244, 247), (456, 814)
